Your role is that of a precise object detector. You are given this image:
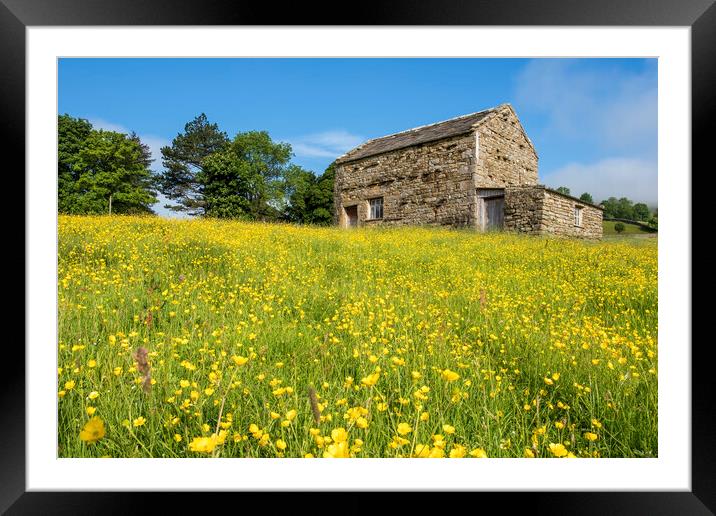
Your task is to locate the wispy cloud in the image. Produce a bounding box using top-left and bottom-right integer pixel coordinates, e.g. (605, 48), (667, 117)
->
(514, 59), (657, 205)
(543, 157), (657, 206)
(288, 130), (364, 160)
(88, 117), (130, 134)
(514, 60), (657, 156)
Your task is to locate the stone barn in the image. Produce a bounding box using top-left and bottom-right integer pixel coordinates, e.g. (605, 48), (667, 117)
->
(333, 103), (603, 239)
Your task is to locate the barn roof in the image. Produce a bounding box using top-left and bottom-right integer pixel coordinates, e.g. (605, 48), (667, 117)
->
(335, 104), (507, 164)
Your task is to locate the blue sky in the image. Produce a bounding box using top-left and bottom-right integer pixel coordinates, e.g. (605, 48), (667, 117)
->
(58, 58), (657, 216)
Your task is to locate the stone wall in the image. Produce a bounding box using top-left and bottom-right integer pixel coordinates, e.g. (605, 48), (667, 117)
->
(476, 105), (538, 188)
(504, 186), (545, 233)
(504, 186), (603, 239)
(541, 189), (603, 239)
(334, 133), (476, 227)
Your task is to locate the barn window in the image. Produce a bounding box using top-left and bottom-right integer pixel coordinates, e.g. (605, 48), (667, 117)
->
(369, 197), (384, 220)
(574, 206), (583, 227)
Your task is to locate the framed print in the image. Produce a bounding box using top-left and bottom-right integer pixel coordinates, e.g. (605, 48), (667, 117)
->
(4, 0), (712, 513)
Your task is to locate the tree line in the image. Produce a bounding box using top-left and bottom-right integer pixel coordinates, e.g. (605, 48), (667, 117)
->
(58, 113), (657, 229)
(555, 187), (657, 228)
(58, 113), (335, 224)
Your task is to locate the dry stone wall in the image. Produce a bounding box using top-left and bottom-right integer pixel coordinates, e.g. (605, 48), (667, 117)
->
(476, 106), (538, 188)
(504, 186), (603, 239)
(541, 189), (603, 239)
(504, 186), (545, 233)
(334, 133), (477, 227)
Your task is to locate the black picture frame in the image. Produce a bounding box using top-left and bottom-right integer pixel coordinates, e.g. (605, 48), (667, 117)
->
(3, 1), (710, 513)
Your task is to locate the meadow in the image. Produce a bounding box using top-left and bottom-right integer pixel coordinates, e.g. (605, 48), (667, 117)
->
(58, 215), (658, 458)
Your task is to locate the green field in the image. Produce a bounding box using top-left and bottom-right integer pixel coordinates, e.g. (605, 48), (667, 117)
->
(602, 220), (657, 236)
(59, 215), (658, 458)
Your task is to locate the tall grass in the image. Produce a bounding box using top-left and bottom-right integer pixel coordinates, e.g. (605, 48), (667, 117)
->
(58, 215), (657, 458)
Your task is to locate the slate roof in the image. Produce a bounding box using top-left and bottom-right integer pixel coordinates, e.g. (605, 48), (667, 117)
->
(335, 104), (506, 164)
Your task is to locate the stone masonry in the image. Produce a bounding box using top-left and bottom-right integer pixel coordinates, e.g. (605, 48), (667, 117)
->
(334, 103), (603, 239)
(335, 132), (476, 227)
(505, 186), (603, 239)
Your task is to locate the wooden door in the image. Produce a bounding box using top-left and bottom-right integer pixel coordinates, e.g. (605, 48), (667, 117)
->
(483, 196), (504, 230)
(485, 197), (504, 229)
(476, 188), (505, 231)
(344, 205), (358, 227)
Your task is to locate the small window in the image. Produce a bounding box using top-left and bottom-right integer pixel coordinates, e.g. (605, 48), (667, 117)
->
(369, 197), (384, 220)
(574, 206), (583, 227)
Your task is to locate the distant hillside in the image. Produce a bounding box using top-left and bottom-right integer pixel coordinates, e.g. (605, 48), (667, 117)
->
(603, 220), (657, 235)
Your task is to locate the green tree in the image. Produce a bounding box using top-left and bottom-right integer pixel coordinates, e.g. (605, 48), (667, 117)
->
(648, 207), (658, 229)
(310, 163), (336, 225)
(600, 196), (636, 219)
(199, 131), (292, 220)
(283, 162), (335, 225)
(615, 197), (635, 219)
(157, 114), (229, 216)
(58, 114), (93, 212)
(614, 222), (625, 233)
(633, 203), (651, 221)
(556, 186), (571, 195)
(579, 192), (594, 204)
(68, 130), (158, 214)
(600, 197), (618, 218)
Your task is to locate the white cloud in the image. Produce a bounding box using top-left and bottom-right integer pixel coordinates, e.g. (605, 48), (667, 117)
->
(288, 130), (364, 160)
(88, 117), (129, 134)
(290, 142), (340, 159)
(514, 60), (657, 156)
(543, 157), (657, 206)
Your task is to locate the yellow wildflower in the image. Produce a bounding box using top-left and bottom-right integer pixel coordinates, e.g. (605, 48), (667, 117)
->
(79, 416), (105, 444)
(397, 423), (412, 435)
(549, 443), (568, 457)
(441, 369), (460, 382)
(231, 355), (249, 366)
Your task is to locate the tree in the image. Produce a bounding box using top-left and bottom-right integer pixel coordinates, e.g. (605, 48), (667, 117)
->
(283, 162), (335, 225)
(157, 114), (229, 216)
(310, 163), (336, 225)
(579, 192), (594, 204)
(615, 197), (635, 219)
(199, 130), (292, 220)
(58, 114), (93, 212)
(600, 196), (636, 219)
(600, 197), (618, 218)
(68, 130), (158, 214)
(556, 186), (571, 195)
(128, 131), (153, 169)
(614, 222), (625, 234)
(648, 207), (658, 229)
(633, 203), (651, 221)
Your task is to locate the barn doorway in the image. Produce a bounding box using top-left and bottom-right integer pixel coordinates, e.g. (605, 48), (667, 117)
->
(344, 205), (358, 227)
(477, 189), (505, 231)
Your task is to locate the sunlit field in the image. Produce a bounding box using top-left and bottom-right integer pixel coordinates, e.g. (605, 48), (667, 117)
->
(58, 215), (658, 458)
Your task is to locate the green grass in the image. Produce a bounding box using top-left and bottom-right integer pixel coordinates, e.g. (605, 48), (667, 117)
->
(58, 215), (658, 459)
(603, 221), (657, 236)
